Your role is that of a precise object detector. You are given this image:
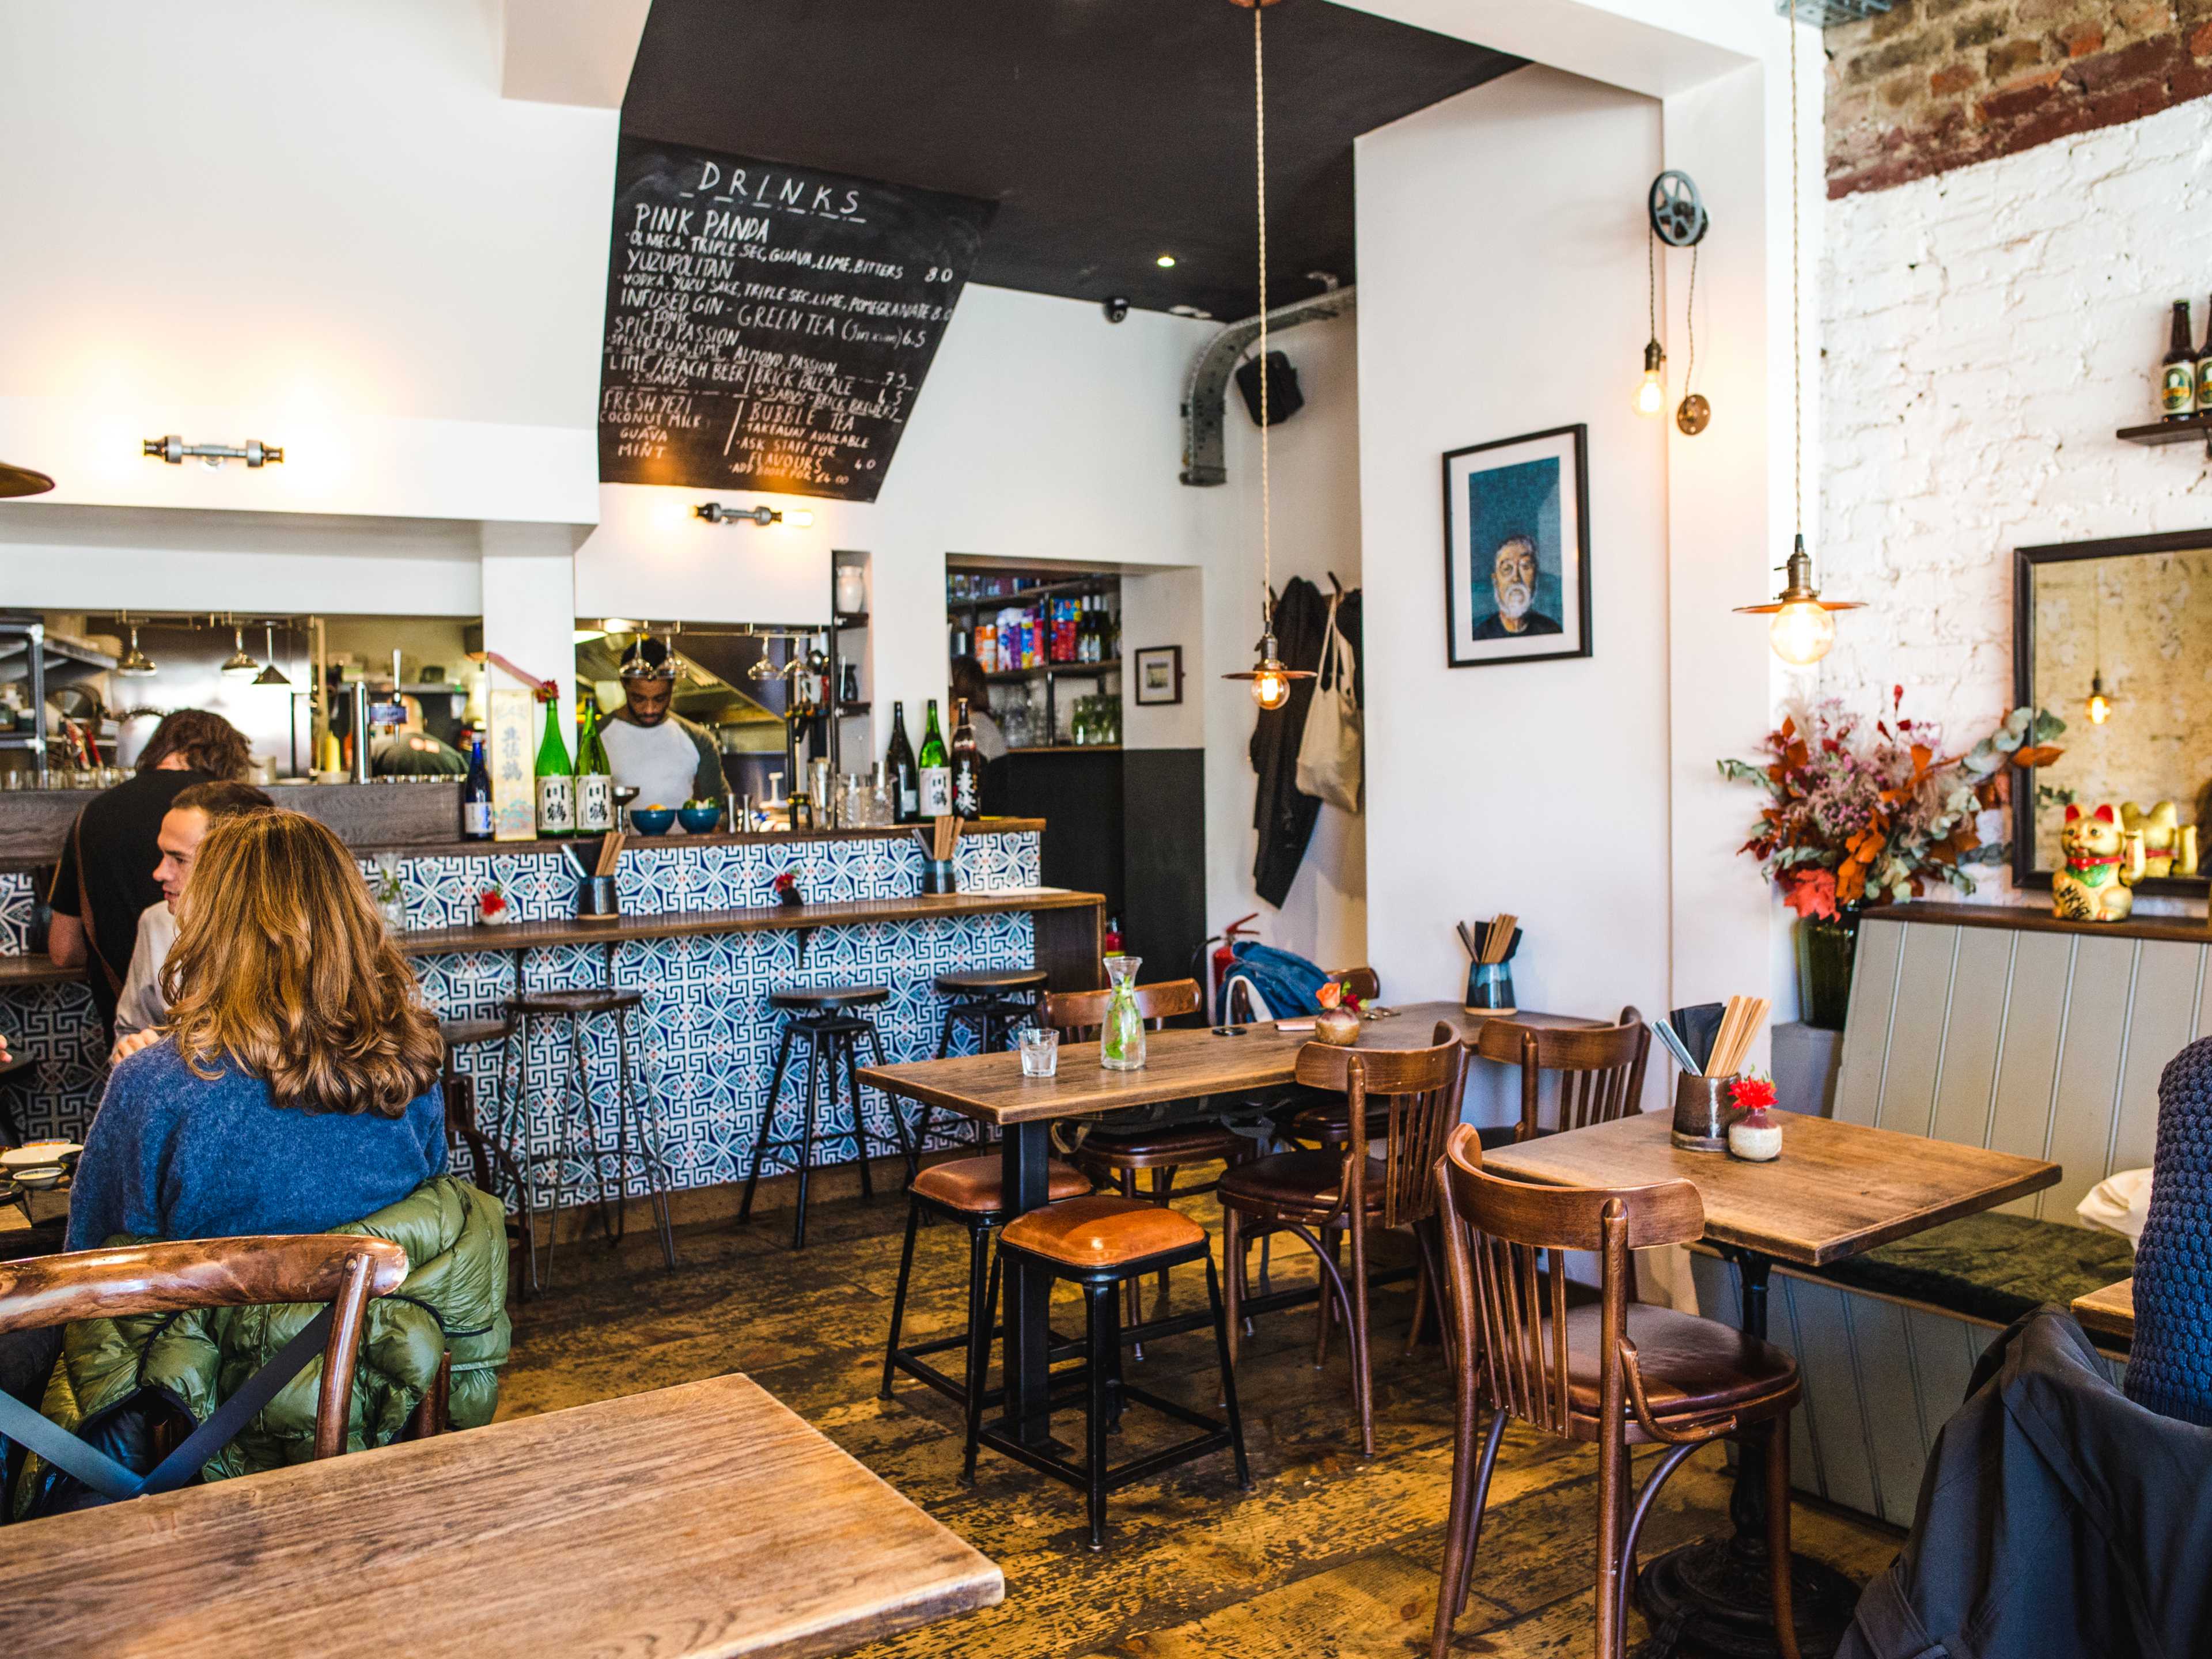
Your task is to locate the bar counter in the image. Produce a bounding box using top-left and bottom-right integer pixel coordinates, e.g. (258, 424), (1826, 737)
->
(0, 820), (1098, 1195)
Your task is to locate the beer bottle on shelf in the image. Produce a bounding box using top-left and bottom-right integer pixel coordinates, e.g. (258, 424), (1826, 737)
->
(950, 698), (982, 821)
(533, 696), (575, 837)
(2196, 294), (2212, 416)
(575, 701), (615, 834)
(2162, 299), (2197, 420)
(885, 700), (919, 822)
(460, 734), (494, 841)
(917, 698), (953, 819)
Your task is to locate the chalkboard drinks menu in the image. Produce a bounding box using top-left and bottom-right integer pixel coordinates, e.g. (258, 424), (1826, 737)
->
(600, 136), (993, 501)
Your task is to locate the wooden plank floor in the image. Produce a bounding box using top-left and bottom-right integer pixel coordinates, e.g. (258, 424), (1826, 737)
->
(498, 1168), (1903, 1658)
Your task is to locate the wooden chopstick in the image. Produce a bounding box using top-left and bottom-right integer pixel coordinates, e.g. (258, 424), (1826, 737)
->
(1484, 913), (1518, 964)
(1703, 994), (1771, 1077)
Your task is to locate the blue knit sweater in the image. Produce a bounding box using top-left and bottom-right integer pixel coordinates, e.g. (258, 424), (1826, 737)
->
(2124, 1035), (2212, 1426)
(66, 1040), (448, 1253)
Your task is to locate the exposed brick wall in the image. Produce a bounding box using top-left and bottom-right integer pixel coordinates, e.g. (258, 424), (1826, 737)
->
(1828, 0), (2212, 196)
(1816, 94), (2212, 910)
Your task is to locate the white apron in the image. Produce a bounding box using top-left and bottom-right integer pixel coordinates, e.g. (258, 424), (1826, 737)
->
(600, 716), (700, 810)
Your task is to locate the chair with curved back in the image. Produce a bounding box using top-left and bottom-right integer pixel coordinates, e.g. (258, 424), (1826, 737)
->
(1044, 976), (1247, 1326)
(0, 1234), (417, 1509)
(1217, 1025), (1467, 1456)
(1429, 1123), (1802, 1659)
(1473, 1006), (1650, 1149)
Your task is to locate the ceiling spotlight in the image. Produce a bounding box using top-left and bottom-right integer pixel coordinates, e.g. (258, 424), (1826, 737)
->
(1156, 254), (1177, 268)
(252, 623), (290, 687)
(115, 626), (157, 677)
(695, 502), (815, 529)
(143, 435), (283, 469)
(219, 625), (259, 678)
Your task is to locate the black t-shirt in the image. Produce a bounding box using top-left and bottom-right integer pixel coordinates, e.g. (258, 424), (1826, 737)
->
(48, 767), (212, 1030)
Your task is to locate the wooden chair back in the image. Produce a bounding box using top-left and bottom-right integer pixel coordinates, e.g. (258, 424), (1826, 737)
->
(1475, 1005), (1650, 1142)
(1043, 977), (1202, 1039)
(0, 1234), (412, 1461)
(1434, 1123), (1701, 1437)
(1294, 1022), (1467, 1229)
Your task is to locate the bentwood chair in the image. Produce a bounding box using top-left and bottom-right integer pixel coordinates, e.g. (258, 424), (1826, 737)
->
(1217, 1025), (1467, 1456)
(0, 1236), (415, 1510)
(1429, 1124), (1802, 1659)
(1044, 977), (1248, 1327)
(1474, 1007), (1652, 1149)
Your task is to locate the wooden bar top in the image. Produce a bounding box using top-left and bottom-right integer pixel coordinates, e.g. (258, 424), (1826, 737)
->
(1878, 900), (2212, 947)
(2072, 1276), (2135, 1343)
(1485, 1108), (2062, 1268)
(0, 1373), (1003, 1659)
(0, 953), (74, 988)
(860, 1001), (1588, 1127)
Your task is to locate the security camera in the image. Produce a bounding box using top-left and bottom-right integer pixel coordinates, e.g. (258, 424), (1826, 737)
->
(1101, 296), (1130, 324)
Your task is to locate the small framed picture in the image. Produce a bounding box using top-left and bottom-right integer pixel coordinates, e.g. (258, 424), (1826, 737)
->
(1132, 645), (1184, 706)
(1441, 423), (1592, 668)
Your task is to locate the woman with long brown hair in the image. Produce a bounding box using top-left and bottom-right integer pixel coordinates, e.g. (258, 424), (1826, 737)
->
(65, 809), (450, 1251)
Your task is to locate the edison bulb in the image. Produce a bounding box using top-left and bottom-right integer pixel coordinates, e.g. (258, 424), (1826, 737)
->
(1632, 367), (1665, 416)
(789, 508), (815, 529)
(1768, 599), (1836, 666)
(2088, 691), (2113, 726)
(1253, 666), (1291, 710)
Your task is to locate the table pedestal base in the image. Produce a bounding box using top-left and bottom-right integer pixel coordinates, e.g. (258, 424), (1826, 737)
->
(1635, 1536), (1858, 1659)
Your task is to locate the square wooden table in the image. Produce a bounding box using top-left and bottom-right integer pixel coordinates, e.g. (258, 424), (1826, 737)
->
(1486, 1108), (2061, 1659)
(0, 1373), (1002, 1659)
(2073, 1275), (2135, 1345)
(861, 1001), (1580, 1449)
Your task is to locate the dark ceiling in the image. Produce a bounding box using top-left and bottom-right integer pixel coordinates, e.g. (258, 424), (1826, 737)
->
(622, 0), (1519, 321)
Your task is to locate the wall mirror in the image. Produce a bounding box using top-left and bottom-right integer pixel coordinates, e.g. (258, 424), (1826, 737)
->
(2013, 528), (2212, 895)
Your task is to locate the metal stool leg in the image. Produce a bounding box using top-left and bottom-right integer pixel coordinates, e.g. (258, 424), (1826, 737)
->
(1085, 1281), (1116, 1549)
(574, 1016), (620, 1248)
(738, 1020), (798, 1226)
(880, 1199), (923, 1399)
(852, 1021), (915, 1185)
(844, 1029), (877, 1204)
(616, 1006), (676, 1270)
(791, 1027), (824, 1251)
(1208, 1256), (1253, 1490)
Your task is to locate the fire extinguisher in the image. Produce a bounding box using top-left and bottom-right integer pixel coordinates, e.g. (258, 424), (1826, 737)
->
(1206, 913), (1262, 1025)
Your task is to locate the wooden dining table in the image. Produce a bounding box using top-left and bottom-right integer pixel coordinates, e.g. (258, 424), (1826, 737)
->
(2073, 1275), (2135, 1345)
(860, 1000), (1581, 1450)
(1486, 1108), (2061, 1659)
(0, 1373), (1002, 1659)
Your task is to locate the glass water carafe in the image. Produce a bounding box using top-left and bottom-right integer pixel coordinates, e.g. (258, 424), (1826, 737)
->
(1099, 953), (1145, 1071)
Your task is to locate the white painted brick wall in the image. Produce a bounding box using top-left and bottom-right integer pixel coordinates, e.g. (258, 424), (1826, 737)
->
(1818, 95), (2212, 906)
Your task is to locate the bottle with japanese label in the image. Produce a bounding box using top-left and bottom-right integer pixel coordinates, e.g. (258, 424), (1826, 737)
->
(533, 696), (575, 837)
(2163, 299), (2197, 420)
(460, 735), (494, 841)
(950, 698), (982, 821)
(574, 702), (614, 834)
(916, 698), (953, 818)
(885, 701), (919, 822)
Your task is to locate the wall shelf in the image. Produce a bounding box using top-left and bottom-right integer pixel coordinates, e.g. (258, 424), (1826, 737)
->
(985, 658), (1122, 683)
(948, 576), (1116, 613)
(2118, 414), (2212, 453)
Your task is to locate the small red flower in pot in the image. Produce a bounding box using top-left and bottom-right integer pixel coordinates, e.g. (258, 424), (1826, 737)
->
(1726, 1074), (1782, 1162)
(478, 883), (512, 926)
(771, 870), (803, 907)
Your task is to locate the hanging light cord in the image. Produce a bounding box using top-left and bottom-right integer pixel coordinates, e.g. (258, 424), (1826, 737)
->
(1646, 222), (1657, 340)
(1253, 2), (1272, 640)
(1790, 11), (1802, 540)
(1683, 245), (1699, 401)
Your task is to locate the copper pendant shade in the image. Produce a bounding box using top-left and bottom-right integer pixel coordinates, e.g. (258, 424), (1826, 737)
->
(0, 459), (55, 498)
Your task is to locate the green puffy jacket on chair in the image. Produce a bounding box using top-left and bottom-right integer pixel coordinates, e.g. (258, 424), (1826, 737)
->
(11, 1174), (510, 1518)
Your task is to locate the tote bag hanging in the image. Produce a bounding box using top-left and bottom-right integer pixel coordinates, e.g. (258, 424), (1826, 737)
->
(1296, 592), (1362, 814)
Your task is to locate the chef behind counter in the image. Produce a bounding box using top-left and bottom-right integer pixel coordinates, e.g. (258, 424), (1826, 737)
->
(599, 635), (724, 809)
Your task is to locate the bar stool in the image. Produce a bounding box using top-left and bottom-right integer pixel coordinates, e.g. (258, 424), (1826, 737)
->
(501, 988), (677, 1287)
(879, 1151), (1093, 1418)
(967, 1194), (1251, 1549)
(437, 1016), (537, 1298)
(911, 968), (1047, 1153)
(738, 984), (914, 1250)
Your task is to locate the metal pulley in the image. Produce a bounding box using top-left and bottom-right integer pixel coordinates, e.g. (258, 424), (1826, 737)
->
(1647, 171), (1709, 248)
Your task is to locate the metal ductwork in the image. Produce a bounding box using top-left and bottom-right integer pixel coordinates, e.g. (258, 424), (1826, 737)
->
(1178, 283), (1357, 487)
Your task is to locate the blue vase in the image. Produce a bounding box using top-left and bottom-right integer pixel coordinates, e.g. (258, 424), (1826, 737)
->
(1465, 961), (1516, 1014)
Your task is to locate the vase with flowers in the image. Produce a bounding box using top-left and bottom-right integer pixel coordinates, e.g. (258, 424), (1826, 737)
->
(1313, 979), (1362, 1047)
(1725, 1074), (1783, 1162)
(1719, 691), (2065, 1029)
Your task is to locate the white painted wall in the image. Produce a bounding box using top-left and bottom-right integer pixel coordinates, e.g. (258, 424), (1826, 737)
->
(0, 0), (609, 523)
(1358, 66), (1672, 1049)
(1818, 96), (2212, 915)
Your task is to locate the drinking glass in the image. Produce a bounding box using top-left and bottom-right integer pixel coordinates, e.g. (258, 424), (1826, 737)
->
(1017, 1027), (1059, 1078)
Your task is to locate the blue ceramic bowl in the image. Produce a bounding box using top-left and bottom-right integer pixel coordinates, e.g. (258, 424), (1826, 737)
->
(629, 806), (676, 836)
(677, 802), (722, 834)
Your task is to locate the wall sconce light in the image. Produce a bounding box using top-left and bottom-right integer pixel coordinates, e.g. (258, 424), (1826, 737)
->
(1643, 171), (1711, 435)
(1631, 339), (1666, 417)
(143, 435), (283, 469)
(695, 502), (815, 529)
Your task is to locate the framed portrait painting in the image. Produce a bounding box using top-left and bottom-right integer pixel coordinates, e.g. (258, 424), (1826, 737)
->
(1441, 424), (1592, 668)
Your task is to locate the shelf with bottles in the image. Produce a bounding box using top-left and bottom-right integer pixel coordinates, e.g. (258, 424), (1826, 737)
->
(983, 658), (1122, 683)
(946, 572), (1117, 611)
(834, 611), (870, 631)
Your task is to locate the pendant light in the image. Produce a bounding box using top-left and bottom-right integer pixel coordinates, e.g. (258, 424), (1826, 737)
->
(1632, 218), (1666, 416)
(252, 623), (290, 687)
(115, 624), (158, 677)
(2085, 596), (2113, 724)
(1734, 17), (1858, 664)
(219, 624), (259, 678)
(0, 459), (55, 498)
(1219, 0), (1313, 713)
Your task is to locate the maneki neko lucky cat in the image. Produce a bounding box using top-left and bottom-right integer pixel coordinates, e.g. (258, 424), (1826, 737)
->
(2054, 804), (2147, 923)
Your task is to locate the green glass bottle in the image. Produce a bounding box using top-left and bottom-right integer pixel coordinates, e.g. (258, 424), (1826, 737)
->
(916, 698), (952, 818)
(575, 700), (613, 834)
(533, 696), (575, 837)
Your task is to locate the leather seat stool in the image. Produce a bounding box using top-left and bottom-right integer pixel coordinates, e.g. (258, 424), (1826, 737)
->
(880, 1153), (1092, 1424)
(437, 1016), (536, 1298)
(967, 1194), (1252, 1549)
(908, 969), (1048, 1154)
(738, 984), (913, 1251)
(501, 988), (677, 1289)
